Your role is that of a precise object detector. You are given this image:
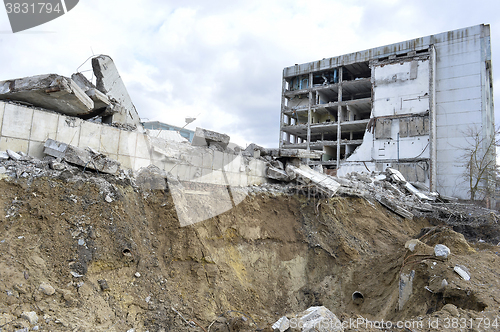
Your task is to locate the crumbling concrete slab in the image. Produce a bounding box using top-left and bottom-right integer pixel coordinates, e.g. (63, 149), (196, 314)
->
(191, 127), (230, 149)
(85, 88), (111, 110)
(287, 165), (340, 196)
(377, 196), (413, 220)
(266, 166), (290, 181)
(44, 138), (119, 174)
(0, 74), (94, 117)
(273, 148), (322, 159)
(399, 270), (415, 310)
(92, 55), (141, 127)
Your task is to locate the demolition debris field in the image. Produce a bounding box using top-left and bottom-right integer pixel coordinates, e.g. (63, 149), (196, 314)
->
(0, 156), (499, 331)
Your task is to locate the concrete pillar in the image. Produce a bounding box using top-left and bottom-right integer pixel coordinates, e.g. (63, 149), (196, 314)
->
(307, 72), (313, 152)
(429, 45), (437, 192)
(337, 67), (343, 168)
(279, 75), (287, 149)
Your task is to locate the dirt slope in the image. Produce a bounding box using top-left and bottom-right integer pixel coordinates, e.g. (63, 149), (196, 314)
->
(0, 170), (499, 331)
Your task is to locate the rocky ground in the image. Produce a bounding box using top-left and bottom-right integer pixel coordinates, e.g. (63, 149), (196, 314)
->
(0, 157), (499, 331)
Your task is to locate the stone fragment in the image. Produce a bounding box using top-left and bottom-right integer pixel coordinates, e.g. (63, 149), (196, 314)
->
(441, 303), (459, 316)
(0, 151), (9, 160)
(399, 270), (415, 311)
(21, 311), (38, 325)
(266, 166), (290, 181)
(134, 272), (141, 278)
(44, 139), (120, 174)
(6, 149), (21, 161)
(454, 265), (470, 280)
(39, 282), (55, 295)
(191, 127), (230, 149)
(272, 316), (290, 332)
(434, 244), (451, 258)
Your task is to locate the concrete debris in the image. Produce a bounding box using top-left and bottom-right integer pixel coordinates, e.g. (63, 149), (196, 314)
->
(0, 74), (94, 117)
(399, 270), (415, 310)
(290, 306), (343, 332)
(454, 265), (470, 281)
(287, 165), (340, 196)
(434, 244), (451, 258)
(92, 55), (142, 127)
(6, 149), (21, 161)
(191, 127), (230, 149)
(405, 239), (426, 252)
(44, 139), (120, 174)
(377, 196), (414, 220)
(21, 311), (38, 325)
(272, 316), (290, 332)
(39, 282), (55, 296)
(0, 151), (9, 160)
(272, 148), (322, 159)
(243, 143), (268, 158)
(386, 167), (406, 183)
(266, 166), (290, 181)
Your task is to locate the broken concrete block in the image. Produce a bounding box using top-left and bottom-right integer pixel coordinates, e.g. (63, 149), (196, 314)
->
(266, 166), (290, 181)
(399, 270), (415, 310)
(85, 88), (111, 110)
(386, 168), (406, 183)
(0, 74), (94, 117)
(191, 127), (230, 149)
(0, 151), (10, 160)
(434, 244), (450, 258)
(454, 265), (470, 280)
(289, 165), (340, 196)
(272, 316), (290, 332)
(49, 159), (66, 171)
(404, 182), (432, 200)
(43, 139), (68, 159)
(276, 148), (322, 159)
(71, 72), (95, 92)
(92, 55), (141, 127)
(405, 239), (426, 252)
(6, 149), (21, 161)
(44, 139), (120, 174)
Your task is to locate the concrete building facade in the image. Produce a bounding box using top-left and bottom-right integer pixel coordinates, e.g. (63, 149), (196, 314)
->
(279, 24), (495, 199)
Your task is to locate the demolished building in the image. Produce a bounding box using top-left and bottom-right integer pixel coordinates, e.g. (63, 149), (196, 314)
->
(0, 55), (270, 226)
(279, 24), (495, 200)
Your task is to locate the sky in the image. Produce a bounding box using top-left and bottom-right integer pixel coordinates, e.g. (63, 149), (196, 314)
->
(1, 0), (499, 148)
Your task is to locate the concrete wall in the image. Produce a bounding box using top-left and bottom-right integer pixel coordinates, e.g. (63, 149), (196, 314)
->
(0, 101), (268, 187)
(433, 25), (493, 198)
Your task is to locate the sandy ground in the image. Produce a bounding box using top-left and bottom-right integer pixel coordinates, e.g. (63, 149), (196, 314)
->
(0, 167), (498, 331)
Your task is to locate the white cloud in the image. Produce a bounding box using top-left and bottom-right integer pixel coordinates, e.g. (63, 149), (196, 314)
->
(1, 0), (500, 148)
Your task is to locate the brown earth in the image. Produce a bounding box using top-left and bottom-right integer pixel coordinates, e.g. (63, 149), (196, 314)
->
(0, 170), (499, 331)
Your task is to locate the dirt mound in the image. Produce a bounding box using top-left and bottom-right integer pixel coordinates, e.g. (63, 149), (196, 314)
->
(0, 172), (499, 331)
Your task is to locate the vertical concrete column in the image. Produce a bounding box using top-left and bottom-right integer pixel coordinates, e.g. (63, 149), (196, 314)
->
(429, 45), (437, 191)
(307, 72), (313, 152)
(337, 67), (343, 168)
(479, 25), (496, 207)
(279, 75), (287, 149)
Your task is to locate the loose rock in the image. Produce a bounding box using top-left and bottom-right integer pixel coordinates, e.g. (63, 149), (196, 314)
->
(39, 282), (55, 296)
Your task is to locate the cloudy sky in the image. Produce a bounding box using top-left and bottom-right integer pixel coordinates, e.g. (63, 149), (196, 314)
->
(1, 0), (499, 148)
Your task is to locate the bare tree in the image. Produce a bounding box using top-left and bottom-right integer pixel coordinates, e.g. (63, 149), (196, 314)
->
(459, 126), (499, 202)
